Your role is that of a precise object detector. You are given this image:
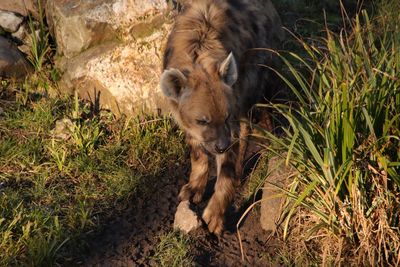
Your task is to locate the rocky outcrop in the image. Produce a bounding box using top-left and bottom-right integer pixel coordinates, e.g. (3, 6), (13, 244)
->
(57, 22), (171, 115)
(0, 0), (38, 18)
(46, 0), (168, 58)
(0, 36), (33, 79)
(260, 156), (293, 232)
(46, 0), (172, 115)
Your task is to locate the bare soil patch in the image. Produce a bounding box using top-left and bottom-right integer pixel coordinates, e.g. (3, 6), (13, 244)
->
(79, 155), (278, 266)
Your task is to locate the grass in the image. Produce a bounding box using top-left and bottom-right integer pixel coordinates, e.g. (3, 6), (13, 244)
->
(152, 231), (194, 267)
(255, 0), (400, 265)
(27, 0), (51, 73)
(0, 75), (185, 265)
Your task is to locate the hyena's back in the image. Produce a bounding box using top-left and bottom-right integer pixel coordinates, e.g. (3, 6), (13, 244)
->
(163, 0), (284, 116)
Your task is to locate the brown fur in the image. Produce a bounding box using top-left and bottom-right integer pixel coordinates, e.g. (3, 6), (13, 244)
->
(161, 0), (283, 234)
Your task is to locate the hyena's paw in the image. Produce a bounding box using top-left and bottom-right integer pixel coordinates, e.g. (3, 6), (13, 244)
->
(178, 184), (205, 203)
(202, 205), (224, 235)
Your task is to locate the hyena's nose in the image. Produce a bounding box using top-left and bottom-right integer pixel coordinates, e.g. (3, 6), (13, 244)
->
(215, 140), (231, 154)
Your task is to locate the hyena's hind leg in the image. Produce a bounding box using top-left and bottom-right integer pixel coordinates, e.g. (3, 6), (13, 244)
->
(203, 149), (238, 235)
(179, 144), (209, 204)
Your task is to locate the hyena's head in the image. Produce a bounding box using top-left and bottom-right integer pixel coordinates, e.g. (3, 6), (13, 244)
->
(161, 53), (238, 154)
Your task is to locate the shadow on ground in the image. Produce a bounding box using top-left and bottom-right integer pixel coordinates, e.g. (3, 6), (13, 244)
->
(77, 148), (278, 266)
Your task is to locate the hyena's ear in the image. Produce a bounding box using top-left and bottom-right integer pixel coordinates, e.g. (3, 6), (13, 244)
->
(219, 52), (238, 86)
(160, 68), (187, 102)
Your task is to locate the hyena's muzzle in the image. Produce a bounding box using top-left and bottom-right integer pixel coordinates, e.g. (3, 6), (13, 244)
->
(199, 123), (234, 155)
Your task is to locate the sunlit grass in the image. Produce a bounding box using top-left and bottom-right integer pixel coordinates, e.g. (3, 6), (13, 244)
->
(0, 77), (185, 265)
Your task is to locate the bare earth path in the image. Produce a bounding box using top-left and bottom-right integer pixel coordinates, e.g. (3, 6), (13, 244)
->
(78, 158), (278, 266)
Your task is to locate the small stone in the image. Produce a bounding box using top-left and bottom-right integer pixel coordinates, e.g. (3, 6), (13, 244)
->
(0, 10), (23, 33)
(51, 118), (74, 140)
(11, 23), (27, 41)
(173, 200), (202, 233)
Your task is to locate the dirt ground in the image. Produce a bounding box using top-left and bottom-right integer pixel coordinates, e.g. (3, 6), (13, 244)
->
(78, 151), (278, 267)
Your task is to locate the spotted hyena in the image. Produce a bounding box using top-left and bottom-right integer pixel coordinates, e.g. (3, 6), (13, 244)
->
(160, 0), (284, 234)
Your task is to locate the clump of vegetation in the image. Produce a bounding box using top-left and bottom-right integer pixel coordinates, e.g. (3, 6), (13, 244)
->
(152, 231), (194, 267)
(0, 76), (185, 265)
(0, 2), (188, 265)
(259, 1), (400, 265)
(26, 0), (51, 73)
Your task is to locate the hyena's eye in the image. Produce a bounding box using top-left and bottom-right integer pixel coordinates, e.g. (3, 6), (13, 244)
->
(196, 119), (209, 126)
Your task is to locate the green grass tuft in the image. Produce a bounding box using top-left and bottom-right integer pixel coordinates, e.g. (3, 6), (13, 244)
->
(152, 231), (194, 267)
(258, 1), (400, 265)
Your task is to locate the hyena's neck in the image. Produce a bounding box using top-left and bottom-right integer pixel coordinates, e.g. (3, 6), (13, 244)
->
(165, 0), (229, 71)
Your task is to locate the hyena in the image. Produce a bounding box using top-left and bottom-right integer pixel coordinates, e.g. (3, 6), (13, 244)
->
(160, 0), (284, 234)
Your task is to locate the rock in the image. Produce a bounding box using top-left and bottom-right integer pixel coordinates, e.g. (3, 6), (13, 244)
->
(11, 23), (32, 55)
(0, 0), (38, 18)
(51, 118), (74, 140)
(46, 0), (169, 58)
(11, 22), (27, 41)
(173, 201), (201, 233)
(0, 10), (24, 33)
(57, 23), (171, 116)
(0, 36), (33, 79)
(46, 0), (172, 115)
(260, 156), (293, 232)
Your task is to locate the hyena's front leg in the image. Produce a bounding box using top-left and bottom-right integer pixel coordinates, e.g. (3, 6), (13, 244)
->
(179, 144), (209, 204)
(203, 149), (238, 235)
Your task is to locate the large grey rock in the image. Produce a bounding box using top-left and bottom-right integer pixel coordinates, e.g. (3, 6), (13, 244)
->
(174, 201), (202, 233)
(0, 10), (23, 33)
(46, 0), (168, 58)
(0, 0), (38, 18)
(0, 36), (33, 79)
(57, 22), (171, 115)
(260, 156), (293, 232)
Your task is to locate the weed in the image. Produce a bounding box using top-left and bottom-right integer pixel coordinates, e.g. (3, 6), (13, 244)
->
(152, 231), (194, 267)
(47, 139), (68, 172)
(245, 152), (271, 201)
(27, 0), (51, 73)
